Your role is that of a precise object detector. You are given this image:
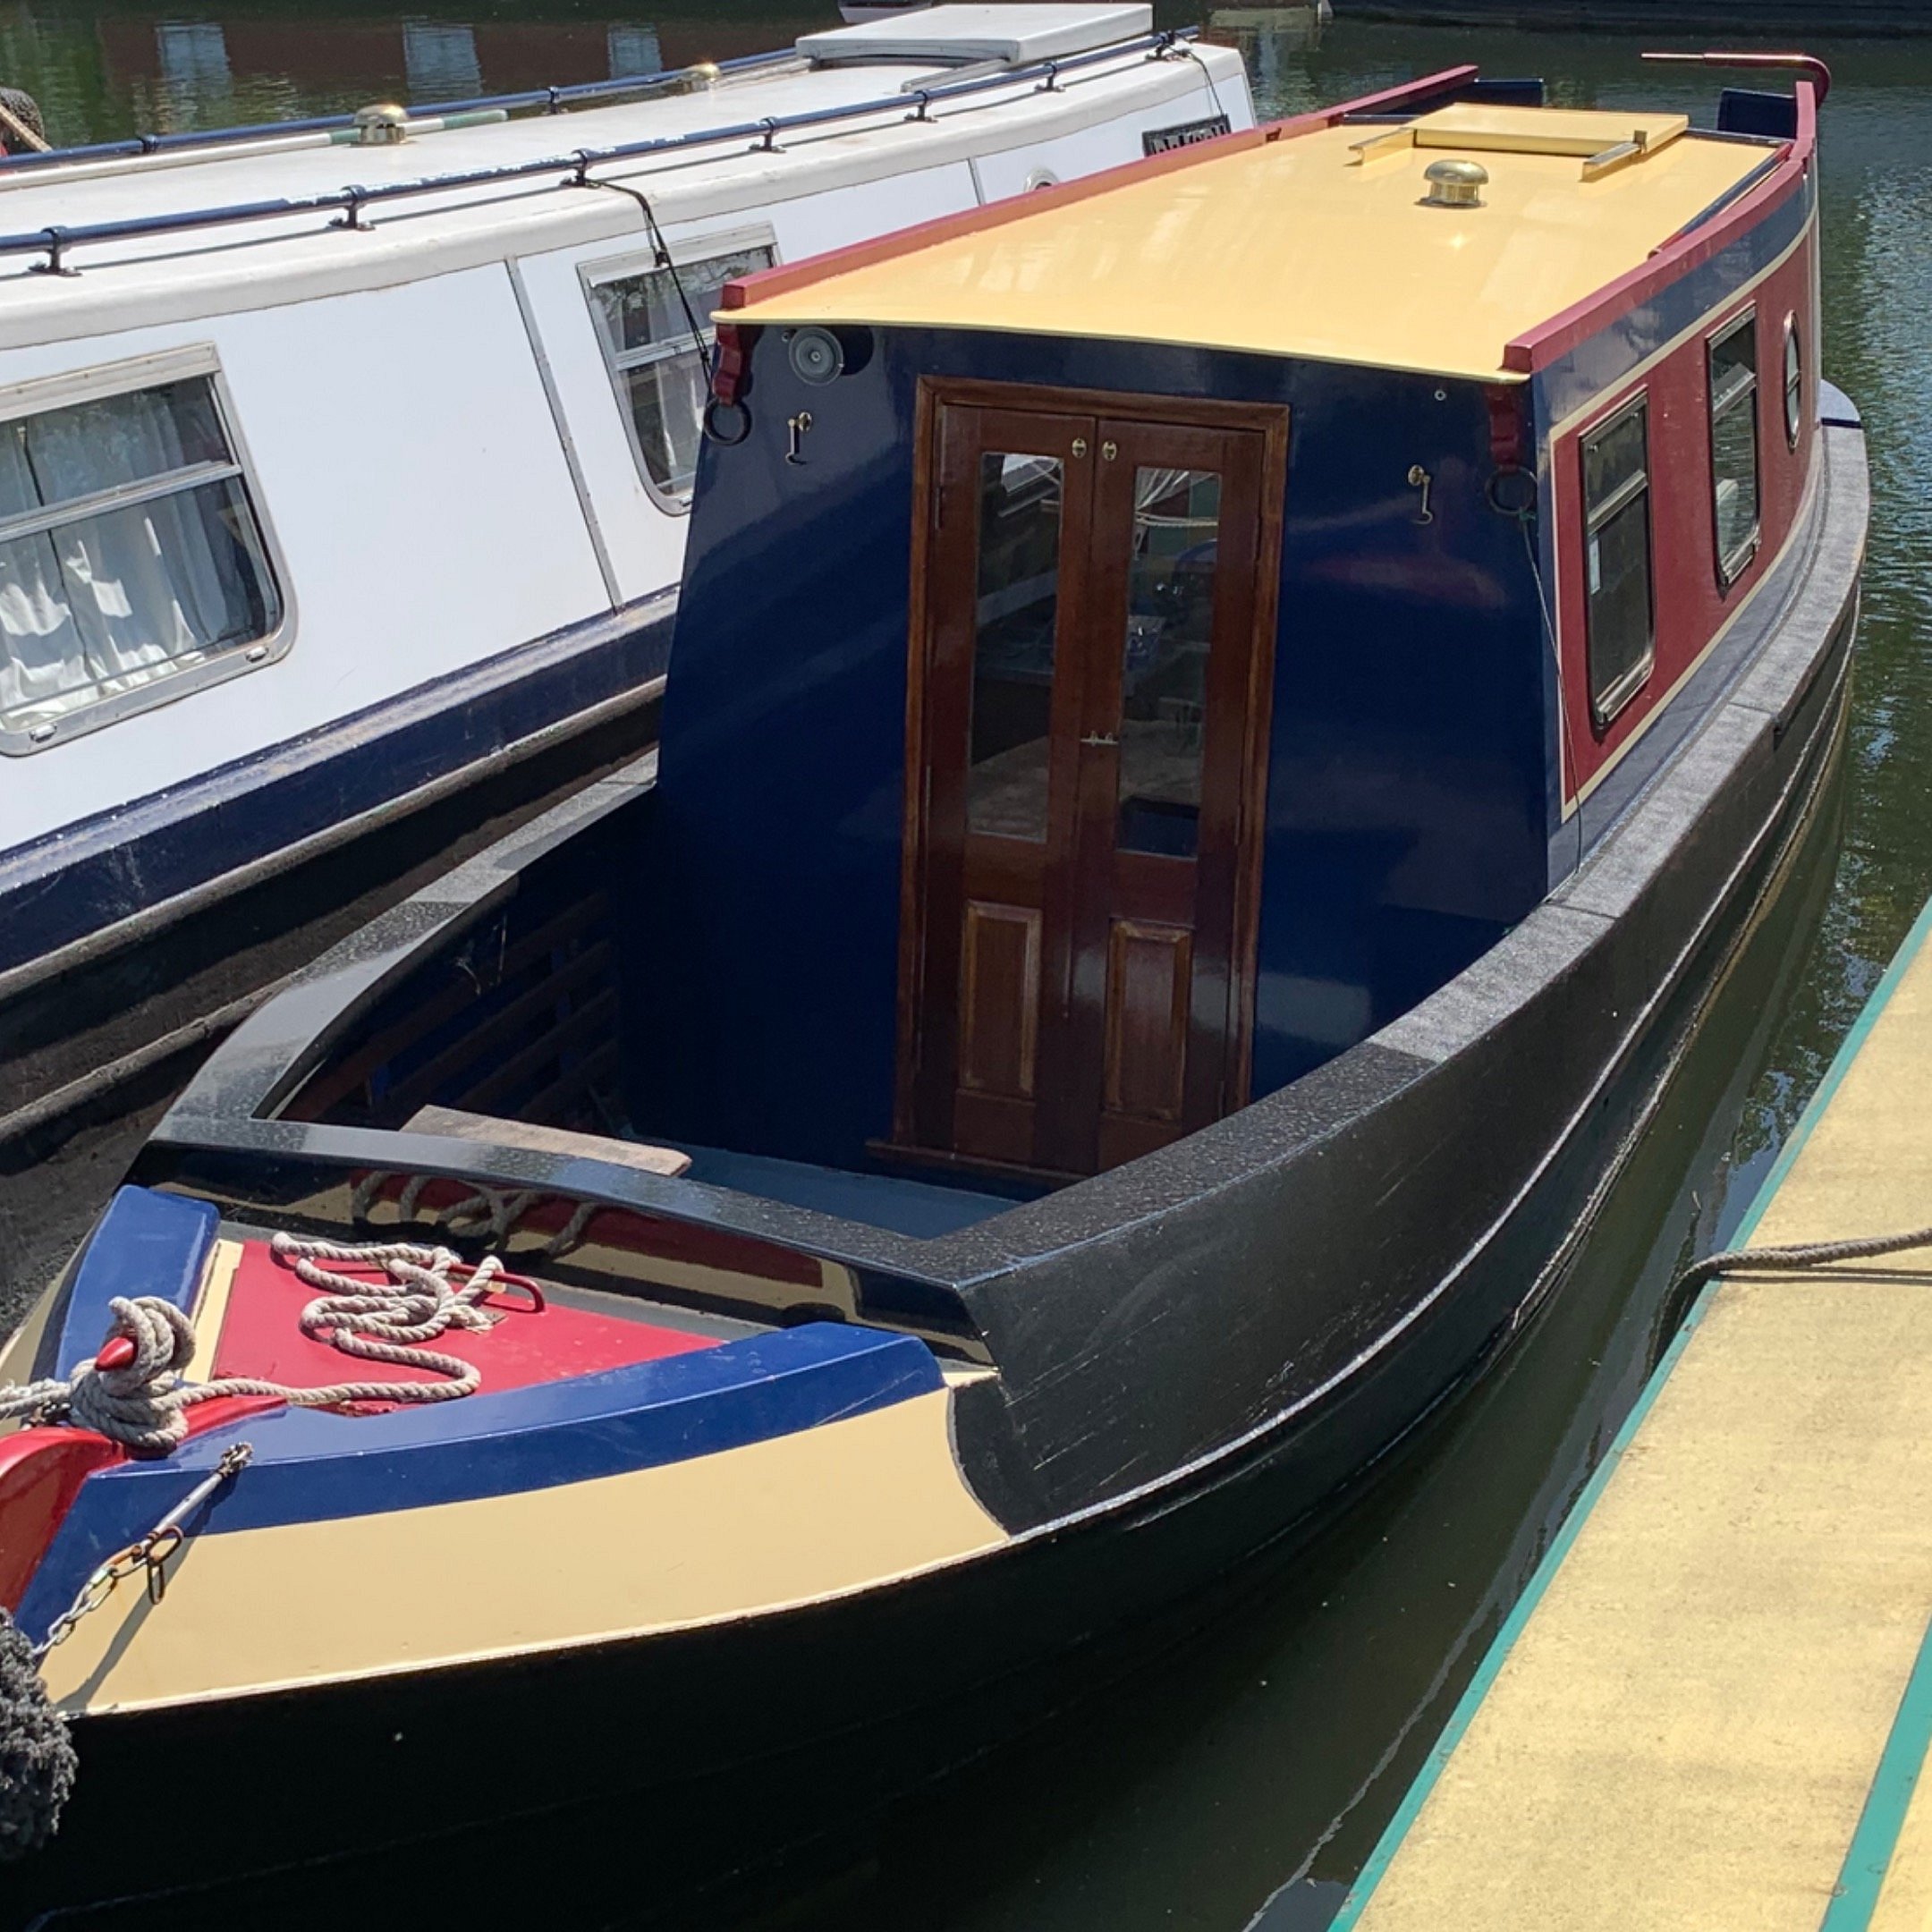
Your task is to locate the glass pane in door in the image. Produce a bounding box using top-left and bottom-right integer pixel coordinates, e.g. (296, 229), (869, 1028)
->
(968, 453), (1063, 840)
(1117, 468), (1222, 857)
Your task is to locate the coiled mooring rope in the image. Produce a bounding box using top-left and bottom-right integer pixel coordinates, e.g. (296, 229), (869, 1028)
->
(351, 1169), (597, 1255)
(0, 1233), (522, 1453)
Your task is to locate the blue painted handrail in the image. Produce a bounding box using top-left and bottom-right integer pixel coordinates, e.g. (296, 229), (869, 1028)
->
(0, 47), (801, 174)
(0, 30), (1194, 275)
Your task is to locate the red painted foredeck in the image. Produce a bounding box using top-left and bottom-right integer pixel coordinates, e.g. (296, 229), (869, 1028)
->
(212, 1241), (717, 1409)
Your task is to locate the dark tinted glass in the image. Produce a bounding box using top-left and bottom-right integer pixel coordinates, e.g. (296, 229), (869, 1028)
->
(1709, 315), (1759, 577)
(968, 452), (1063, 840)
(1784, 320), (1803, 445)
(1583, 403), (1646, 513)
(1583, 402), (1653, 722)
(1710, 313), (1757, 414)
(1117, 467), (1221, 858)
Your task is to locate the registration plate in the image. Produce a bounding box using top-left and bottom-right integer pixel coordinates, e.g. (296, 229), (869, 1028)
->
(1141, 114), (1233, 156)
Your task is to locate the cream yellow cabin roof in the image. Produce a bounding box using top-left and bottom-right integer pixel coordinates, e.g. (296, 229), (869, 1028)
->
(725, 104), (1776, 382)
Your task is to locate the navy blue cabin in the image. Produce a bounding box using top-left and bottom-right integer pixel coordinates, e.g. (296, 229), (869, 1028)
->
(597, 89), (1811, 1199)
(627, 332), (1546, 1185)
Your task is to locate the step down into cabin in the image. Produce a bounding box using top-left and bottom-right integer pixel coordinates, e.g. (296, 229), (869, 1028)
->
(405, 1105), (691, 1177)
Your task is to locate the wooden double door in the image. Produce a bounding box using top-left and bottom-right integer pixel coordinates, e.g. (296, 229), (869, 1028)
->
(894, 383), (1285, 1178)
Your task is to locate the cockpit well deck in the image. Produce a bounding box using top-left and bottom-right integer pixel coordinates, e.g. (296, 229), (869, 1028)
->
(272, 800), (1054, 1255)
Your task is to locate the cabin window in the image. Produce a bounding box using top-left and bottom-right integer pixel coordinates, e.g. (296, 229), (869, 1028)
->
(1582, 397), (1654, 728)
(0, 361), (283, 754)
(1708, 309), (1761, 586)
(586, 242), (775, 511)
(1784, 314), (1804, 450)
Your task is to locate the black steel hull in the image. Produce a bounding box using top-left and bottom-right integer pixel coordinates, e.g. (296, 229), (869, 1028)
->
(12, 422), (1866, 1924)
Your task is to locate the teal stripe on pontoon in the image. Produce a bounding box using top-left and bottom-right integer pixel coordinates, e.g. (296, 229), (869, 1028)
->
(1325, 1270), (1724, 1930)
(1730, 888), (1932, 1250)
(1328, 894), (1932, 1928)
(1819, 1609), (1932, 1929)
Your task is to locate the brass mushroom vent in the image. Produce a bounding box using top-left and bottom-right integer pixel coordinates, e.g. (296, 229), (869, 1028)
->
(1421, 158), (1488, 208)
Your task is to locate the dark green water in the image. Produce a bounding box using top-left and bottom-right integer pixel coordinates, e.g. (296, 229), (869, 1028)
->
(7, 9), (1928, 1927)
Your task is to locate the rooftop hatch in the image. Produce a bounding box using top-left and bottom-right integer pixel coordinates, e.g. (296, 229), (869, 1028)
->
(1351, 103), (1692, 182)
(798, 4), (1155, 68)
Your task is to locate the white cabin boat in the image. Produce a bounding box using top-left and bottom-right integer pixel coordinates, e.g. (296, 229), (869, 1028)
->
(0, 4), (1250, 1138)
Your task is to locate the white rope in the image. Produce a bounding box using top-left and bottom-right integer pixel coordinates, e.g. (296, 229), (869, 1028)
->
(0, 1236), (518, 1455)
(351, 1171), (597, 1257)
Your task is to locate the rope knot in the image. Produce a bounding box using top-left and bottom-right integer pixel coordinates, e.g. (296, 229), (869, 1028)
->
(62, 1296), (196, 1455)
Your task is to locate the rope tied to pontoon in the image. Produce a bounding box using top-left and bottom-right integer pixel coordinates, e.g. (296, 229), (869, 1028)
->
(1671, 1222), (1932, 1296)
(0, 1235), (529, 1454)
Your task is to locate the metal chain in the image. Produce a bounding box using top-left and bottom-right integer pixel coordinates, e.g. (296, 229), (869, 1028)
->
(32, 1443), (253, 1660)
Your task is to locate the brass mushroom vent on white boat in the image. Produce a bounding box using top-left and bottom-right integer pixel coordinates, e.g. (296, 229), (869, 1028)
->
(1421, 159), (1487, 208)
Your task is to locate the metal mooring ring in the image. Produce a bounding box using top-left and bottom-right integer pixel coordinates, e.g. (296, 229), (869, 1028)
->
(703, 398), (752, 447)
(1486, 465), (1538, 520)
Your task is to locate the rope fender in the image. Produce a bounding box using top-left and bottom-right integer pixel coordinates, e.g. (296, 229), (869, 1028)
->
(0, 1608), (73, 1861)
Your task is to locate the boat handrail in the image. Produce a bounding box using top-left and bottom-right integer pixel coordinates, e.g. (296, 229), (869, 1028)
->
(0, 30), (1196, 276)
(1653, 149), (1789, 252)
(0, 47), (802, 174)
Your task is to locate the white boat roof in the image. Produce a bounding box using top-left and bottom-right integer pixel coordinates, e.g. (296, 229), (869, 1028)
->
(799, 5), (1151, 65)
(0, 7), (1201, 352)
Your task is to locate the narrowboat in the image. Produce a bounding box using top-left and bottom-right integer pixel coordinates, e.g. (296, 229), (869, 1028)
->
(0, 53), (1865, 1911)
(0, 4), (1250, 1157)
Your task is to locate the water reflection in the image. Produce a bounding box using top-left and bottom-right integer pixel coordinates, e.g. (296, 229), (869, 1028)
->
(0, 6), (836, 146)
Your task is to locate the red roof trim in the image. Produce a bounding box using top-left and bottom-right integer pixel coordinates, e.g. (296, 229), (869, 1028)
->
(718, 64), (1482, 314)
(1504, 80), (1818, 377)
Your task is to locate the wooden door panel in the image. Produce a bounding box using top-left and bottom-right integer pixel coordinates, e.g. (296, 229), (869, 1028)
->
(902, 400), (1097, 1157)
(899, 381), (1285, 1180)
(1063, 418), (1273, 1165)
(959, 901), (1042, 1099)
(1103, 919), (1192, 1121)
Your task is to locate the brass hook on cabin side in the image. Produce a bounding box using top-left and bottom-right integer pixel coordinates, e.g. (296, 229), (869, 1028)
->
(786, 411), (813, 466)
(1407, 464), (1435, 526)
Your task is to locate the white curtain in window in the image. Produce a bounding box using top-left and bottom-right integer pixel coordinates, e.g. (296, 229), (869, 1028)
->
(0, 386), (256, 731)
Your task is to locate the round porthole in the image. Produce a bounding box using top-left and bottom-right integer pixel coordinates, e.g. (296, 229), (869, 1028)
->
(788, 326), (844, 386)
(1784, 314), (1803, 449)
